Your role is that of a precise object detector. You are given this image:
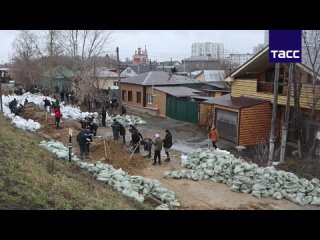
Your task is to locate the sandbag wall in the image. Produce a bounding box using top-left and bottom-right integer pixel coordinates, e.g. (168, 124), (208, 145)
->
(164, 148), (320, 206)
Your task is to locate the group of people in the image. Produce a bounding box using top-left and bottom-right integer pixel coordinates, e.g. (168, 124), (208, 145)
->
(77, 116), (100, 159)
(80, 115), (98, 136)
(13, 87), (25, 96)
(126, 125), (173, 166)
(74, 100), (219, 163)
(60, 90), (75, 105)
(149, 129), (173, 165)
(111, 119), (126, 143)
(110, 120), (173, 166)
(8, 98), (24, 116)
(43, 97), (63, 129)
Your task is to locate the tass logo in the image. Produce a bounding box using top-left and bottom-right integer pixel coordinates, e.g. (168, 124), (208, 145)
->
(269, 30), (302, 63)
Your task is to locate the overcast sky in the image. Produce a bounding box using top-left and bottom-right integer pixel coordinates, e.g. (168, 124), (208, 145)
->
(0, 30), (265, 63)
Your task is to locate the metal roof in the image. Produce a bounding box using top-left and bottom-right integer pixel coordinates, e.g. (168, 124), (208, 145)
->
(204, 94), (269, 109)
(154, 86), (202, 97)
(121, 71), (198, 86)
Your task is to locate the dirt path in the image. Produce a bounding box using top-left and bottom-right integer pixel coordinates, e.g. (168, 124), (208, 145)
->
(22, 104), (320, 210)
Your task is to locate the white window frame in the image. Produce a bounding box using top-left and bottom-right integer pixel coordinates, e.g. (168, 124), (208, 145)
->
(147, 94), (153, 104)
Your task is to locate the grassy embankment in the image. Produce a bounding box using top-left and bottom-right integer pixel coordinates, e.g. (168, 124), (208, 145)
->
(0, 115), (153, 210)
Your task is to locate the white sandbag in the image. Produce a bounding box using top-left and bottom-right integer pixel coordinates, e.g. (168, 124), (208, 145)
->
(156, 204), (170, 210)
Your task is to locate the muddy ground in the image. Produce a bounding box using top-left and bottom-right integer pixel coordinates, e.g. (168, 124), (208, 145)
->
(21, 103), (320, 210)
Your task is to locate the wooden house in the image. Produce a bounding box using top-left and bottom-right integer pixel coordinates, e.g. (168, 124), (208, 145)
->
(200, 46), (320, 146)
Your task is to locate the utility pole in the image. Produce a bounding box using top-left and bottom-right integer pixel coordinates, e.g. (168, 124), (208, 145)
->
(280, 63), (294, 164)
(0, 71), (3, 112)
(68, 128), (73, 162)
(268, 63), (280, 165)
(293, 64), (302, 159)
(116, 47), (122, 107)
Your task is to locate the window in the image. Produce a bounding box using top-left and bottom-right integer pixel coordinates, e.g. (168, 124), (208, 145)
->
(114, 81), (119, 86)
(127, 69), (131, 74)
(128, 91), (132, 102)
(137, 92), (141, 103)
(122, 90), (126, 101)
(265, 68), (284, 83)
(147, 94), (153, 104)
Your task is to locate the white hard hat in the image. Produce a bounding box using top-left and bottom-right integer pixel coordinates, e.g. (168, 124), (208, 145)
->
(155, 134), (160, 138)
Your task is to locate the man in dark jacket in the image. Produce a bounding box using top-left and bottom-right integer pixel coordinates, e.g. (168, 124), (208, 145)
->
(101, 107), (107, 127)
(77, 128), (91, 158)
(60, 89), (65, 102)
(119, 123), (126, 144)
(163, 129), (173, 162)
(111, 119), (120, 140)
(43, 98), (51, 112)
(121, 105), (126, 115)
(9, 98), (17, 113)
(141, 138), (153, 158)
(129, 124), (138, 133)
(130, 130), (143, 153)
(87, 116), (98, 136)
(14, 104), (23, 116)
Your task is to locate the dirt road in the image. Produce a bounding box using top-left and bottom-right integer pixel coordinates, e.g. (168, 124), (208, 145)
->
(23, 104), (320, 210)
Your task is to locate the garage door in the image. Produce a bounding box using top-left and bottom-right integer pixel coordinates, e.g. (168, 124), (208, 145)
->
(215, 109), (238, 144)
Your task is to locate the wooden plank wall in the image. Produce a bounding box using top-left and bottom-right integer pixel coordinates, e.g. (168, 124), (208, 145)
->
(239, 102), (272, 146)
(231, 79), (320, 110)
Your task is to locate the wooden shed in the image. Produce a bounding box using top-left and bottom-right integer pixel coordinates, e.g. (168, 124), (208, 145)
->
(200, 94), (272, 146)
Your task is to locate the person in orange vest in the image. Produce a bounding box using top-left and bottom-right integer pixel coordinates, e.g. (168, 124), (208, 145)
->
(209, 124), (219, 149)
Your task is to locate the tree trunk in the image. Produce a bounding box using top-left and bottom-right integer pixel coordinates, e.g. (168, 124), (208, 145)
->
(280, 63), (293, 164)
(268, 63), (280, 165)
(293, 64), (302, 159)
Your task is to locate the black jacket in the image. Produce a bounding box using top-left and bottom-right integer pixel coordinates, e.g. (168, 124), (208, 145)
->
(131, 131), (143, 143)
(119, 123), (125, 136)
(77, 130), (87, 146)
(44, 99), (51, 107)
(101, 109), (106, 118)
(111, 122), (120, 134)
(163, 132), (173, 148)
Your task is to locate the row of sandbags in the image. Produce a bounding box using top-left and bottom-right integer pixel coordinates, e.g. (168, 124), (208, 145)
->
(105, 114), (146, 128)
(164, 148), (320, 206)
(3, 93), (146, 127)
(2, 104), (41, 132)
(39, 140), (180, 208)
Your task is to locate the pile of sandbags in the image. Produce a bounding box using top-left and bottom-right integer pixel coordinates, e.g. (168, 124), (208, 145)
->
(164, 148), (320, 206)
(2, 103), (41, 132)
(39, 140), (179, 208)
(105, 114), (146, 127)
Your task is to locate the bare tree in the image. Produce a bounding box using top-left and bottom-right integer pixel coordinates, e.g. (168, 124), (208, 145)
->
(59, 30), (113, 105)
(302, 30), (320, 118)
(44, 30), (63, 95)
(268, 63), (280, 165)
(11, 31), (43, 91)
(11, 30), (65, 93)
(252, 138), (280, 167)
(302, 30), (320, 156)
(280, 63), (294, 163)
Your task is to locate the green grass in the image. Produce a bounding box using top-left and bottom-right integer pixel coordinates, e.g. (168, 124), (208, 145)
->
(0, 115), (153, 210)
